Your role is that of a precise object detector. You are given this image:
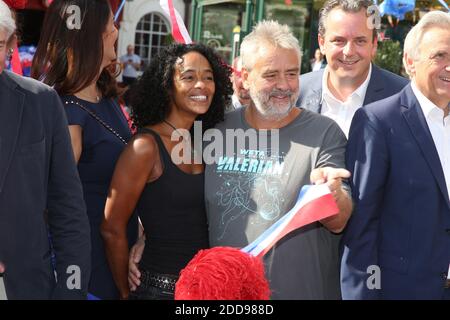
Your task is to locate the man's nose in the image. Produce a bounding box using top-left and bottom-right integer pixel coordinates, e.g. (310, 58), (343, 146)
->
(276, 75), (291, 91)
(343, 41), (356, 57)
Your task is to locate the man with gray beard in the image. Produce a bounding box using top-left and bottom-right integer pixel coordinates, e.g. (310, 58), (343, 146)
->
(204, 20), (353, 299)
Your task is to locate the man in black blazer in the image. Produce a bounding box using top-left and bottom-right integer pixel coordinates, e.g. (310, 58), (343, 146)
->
(0, 1), (90, 299)
(296, 0), (408, 136)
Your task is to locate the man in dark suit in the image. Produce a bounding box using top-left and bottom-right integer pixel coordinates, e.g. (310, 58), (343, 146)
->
(0, 1), (90, 299)
(296, 0), (408, 137)
(342, 11), (450, 299)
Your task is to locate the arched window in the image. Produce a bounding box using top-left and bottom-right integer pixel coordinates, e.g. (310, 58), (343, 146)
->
(135, 12), (171, 68)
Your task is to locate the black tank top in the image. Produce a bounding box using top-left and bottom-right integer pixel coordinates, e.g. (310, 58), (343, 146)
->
(137, 128), (209, 275)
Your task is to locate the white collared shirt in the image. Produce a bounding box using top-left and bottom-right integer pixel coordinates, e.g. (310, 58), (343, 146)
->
(321, 64), (372, 137)
(231, 94), (244, 110)
(411, 81), (450, 201)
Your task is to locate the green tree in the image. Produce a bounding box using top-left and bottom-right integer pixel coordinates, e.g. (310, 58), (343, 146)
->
(374, 40), (403, 75)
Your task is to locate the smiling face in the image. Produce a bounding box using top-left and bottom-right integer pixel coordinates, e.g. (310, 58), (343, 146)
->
(319, 8), (377, 87)
(171, 51), (216, 117)
(406, 27), (450, 109)
(243, 45), (300, 120)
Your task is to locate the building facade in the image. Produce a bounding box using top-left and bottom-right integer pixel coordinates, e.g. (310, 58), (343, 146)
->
(117, 0), (187, 68)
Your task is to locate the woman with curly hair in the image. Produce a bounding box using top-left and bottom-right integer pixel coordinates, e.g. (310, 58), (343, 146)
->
(101, 43), (232, 300)
(31, 0), (138, 299)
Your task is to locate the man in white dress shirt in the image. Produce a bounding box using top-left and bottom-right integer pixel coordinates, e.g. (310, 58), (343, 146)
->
(297, 0), (408, 137)
(120, 45), (141, 86)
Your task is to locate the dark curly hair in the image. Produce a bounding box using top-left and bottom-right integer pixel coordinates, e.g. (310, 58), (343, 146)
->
(130, 43), (232, 131)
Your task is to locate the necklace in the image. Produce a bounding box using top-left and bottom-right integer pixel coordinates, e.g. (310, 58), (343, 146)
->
(76, 94), (101, 102)
(163, 120), (197, 158)
(163, 120), (183, 136)
(76, 90), (101, 102)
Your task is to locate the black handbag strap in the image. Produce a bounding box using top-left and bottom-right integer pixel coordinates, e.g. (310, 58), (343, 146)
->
(64, 99), (127, 145)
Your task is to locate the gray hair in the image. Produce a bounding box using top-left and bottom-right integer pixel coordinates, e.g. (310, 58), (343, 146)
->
(318, 0), (377, 39)
(240, 20), (302, 71)
(403, 10), (450, 77)
(0, 0), (16, 39)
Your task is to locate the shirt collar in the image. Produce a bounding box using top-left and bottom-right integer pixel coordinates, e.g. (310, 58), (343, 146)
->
(232, 94), (244, 110)
(411, 80), (446, 121)
(321, 63), (372, 105)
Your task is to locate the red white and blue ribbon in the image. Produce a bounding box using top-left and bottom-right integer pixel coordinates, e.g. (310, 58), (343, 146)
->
(160, 0), (192, 44)
(242, 184), (339, 258)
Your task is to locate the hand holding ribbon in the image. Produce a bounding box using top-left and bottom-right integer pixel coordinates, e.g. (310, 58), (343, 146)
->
(311, 167), (353, 233)
(242, 183), (340, 258)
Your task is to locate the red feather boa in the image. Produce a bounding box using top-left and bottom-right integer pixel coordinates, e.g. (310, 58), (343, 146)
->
(175, 247), (271, 300)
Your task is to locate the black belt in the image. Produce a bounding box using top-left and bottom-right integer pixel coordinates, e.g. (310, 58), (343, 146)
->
(140, 270), (178, 292)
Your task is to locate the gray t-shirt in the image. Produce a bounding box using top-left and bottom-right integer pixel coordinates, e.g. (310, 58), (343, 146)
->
(205, 108), (347, 299)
